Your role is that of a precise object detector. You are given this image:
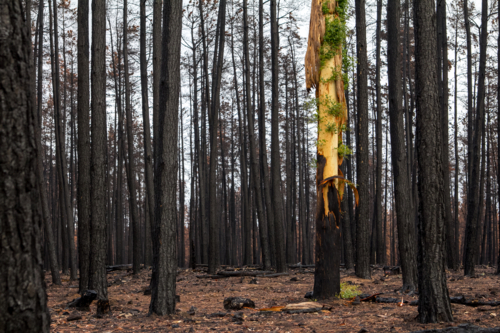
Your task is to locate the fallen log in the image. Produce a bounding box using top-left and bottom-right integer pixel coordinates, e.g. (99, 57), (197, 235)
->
(283, 307), (323, 314)
(217, 270), (275, 277)
(410, 323), (500, 333)
(410, 296), (500, 307)
(106, 264), (132, 272)
(195, 274), (230, 279)
(375, 297), (408, 304)
(288, 264), (315, 269)
(223, 297), (255, 310)
(256, 272), (289, 278)
(67, 290), (97, 310)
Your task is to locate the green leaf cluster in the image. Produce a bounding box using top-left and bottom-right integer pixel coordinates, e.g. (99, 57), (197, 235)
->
(320, 95), (344, 118)
(337, 282), (362, 299)
(319, 0), (349, 68)
(337, 143), (353, 158)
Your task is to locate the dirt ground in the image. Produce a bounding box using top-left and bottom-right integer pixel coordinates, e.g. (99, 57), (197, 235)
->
(47, 265), (500, 332)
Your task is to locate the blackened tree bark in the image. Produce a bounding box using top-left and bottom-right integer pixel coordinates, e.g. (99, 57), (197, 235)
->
(123, 0), (141, 274)
(198, 0), (210, 265)
(464, 0), (488, 277)
(140, 0), (154, 267)
(153, 0), (161, 156)
(497, 0), (500, 275)
(230, 25), (251, 265)
(313, 157), (341, 299)
(375, 0), (384, 265)
(437, 0), (455, 270)
(0, 1), (50, 330)
(355, 0), (370, 279)
(36, 0), (61, 286)
(464, 0), (473, 189)
(387, 0), (417, 292)
(259, 0), (276, 267)
(244, 0), (272, 270)
(453, 13), (460, 266)
(149, 0), (182, 315)
(52, 0), (77, 281)
(89, 0), (109, 316)
(78, 0), (91, 292)
(208, 0), (227, 275)
(413, 0), (453, 322)
(270, 0), (287, 273)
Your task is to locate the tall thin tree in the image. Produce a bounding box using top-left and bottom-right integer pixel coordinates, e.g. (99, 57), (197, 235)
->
(149, 0), (182, 316)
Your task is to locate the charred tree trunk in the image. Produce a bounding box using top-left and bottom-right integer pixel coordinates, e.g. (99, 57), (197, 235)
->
(387, 0), (417, 292)
(123, 0), (141, 274)
(464, 0), (488, 277)
(413, 0), (453, 322)
(149, 0), (182, 315)
(140, 0), (154, 267)
(78, 0), (91, 291)
(89, 0), (109, 316)
(355, 0), (371, 279)
(270, 0), (287, 274)
(0, 1), (50, 329)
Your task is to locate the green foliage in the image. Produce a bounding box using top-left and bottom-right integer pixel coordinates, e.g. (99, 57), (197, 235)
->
(320, 65), (342, 84)
(322, 0), (331, 14)
(324, 121), (339, 134)
(336, 0), (349, 22)
(319, 0), (350, 68)
(319, 16), (346, 68)
(337, 282), (362, 299)
(320, 95), (344, 118)
(315, 139), (327, 147)
(337, 143), (353, 159)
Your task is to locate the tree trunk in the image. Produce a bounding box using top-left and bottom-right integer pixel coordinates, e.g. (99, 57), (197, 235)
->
(464, 0), (488, 277)
(243, 0), (271, 270)
(270, 0), (287, 273)
(0, 1), (50, 329)
(259, 0), (276, 268)
(89, 0), (109, 316)
(149, 0), (182, 315)
(437, 0), (455, 270)
(123, 0), (141, 274)
(207, 0), (226, 274)
(36, 0), (61, 286)
(497, 0), (500, 274)
(375, 0), (384, 265)
(387, 0), (417, 292)
(140, 0), (154, 267)
(413, 0), (453, 322)
(355, 0), (371, 279)
(78, 0), (91, 291)
(52, 0), (77, 281)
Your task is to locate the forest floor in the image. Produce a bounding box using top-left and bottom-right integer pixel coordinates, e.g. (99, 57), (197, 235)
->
(47, 265), (500, 332)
